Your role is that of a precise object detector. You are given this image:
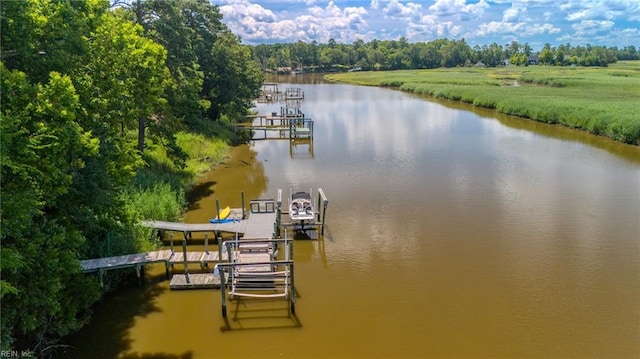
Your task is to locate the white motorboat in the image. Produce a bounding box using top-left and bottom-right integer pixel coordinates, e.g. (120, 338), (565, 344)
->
(289, 189), (315, 222)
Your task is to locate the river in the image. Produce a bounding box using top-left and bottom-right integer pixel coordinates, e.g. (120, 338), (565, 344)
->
(68, 75), (640, 358)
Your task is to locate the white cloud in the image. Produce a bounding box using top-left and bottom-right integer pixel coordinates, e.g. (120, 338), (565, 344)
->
(523, 23), (561, 36)
(502, 7), (519, 22)
(428, 0), (489, 16)
(476, 21), (526, 36)
(564, 0), (639, 21)
(218, 0), (636, 47)
(220, 2), (276, 22)
(571, 20), (615, 35)
(566, 9), (591, 21)
(501, 2), (531, 22)
(220, 0), (369, 43)
(383, 0), (422, 20)
(474, 20), (560, 39)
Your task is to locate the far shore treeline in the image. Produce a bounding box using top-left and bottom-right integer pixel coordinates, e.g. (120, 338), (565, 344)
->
(1, 0), (638, 356)
(251, 38), (639, 72)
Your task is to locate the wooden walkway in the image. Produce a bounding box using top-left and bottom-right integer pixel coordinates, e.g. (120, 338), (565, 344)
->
(142, 207), (246, 236)
(79, 200), (282, 289)
(80, 249), (172, 273)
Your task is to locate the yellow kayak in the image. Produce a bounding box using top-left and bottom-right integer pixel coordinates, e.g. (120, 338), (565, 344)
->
(216, 206), (231, 220)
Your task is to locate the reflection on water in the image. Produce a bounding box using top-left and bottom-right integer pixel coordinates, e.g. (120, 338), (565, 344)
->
(68, 75), (640, 358)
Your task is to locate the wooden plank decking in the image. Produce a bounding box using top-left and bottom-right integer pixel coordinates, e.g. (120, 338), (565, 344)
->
(80, 250), (173, 273)
(170, 273), (221, 290)
(81, 207), (280, 285)
(243, 211), (278, 239)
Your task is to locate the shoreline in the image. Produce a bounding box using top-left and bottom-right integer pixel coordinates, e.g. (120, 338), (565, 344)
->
(325, 61), (640, 146)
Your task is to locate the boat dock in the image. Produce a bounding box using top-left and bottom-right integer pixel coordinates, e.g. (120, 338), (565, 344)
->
(238, 111), (313, 140)
(79, 191), (328, 295)
(256, 84), (304, 103)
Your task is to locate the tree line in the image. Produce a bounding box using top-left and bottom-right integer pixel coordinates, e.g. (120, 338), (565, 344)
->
(1, 0), (262, 354)
(251, 38), (639, 72)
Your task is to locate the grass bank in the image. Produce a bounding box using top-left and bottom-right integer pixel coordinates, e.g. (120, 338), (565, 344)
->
(325, 61), (640, 145)
(118, 127), (231, 254)
(135, 131), (230, 215)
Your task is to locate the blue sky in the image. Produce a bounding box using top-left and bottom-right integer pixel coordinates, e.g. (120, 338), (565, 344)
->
(215, 0), (639, 50)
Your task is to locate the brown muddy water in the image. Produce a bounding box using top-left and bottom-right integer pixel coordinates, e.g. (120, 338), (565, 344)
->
(68, 75), (639, 358)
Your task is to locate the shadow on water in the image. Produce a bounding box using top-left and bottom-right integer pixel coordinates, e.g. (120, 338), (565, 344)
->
(220, 298), (302, 332)
(62, 282), (167, 359)
(185, 180), (216, 211)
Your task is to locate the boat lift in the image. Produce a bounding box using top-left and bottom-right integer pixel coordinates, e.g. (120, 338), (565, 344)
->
(276, 187), (329, 237)
(214, 236), (295, 318)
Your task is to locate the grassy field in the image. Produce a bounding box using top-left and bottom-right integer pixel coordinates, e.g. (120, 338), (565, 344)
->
(326, 61), (640, 145)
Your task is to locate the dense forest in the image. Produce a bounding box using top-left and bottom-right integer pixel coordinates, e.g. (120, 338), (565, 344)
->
(0, 0), (262, 355)
(251, 38), (639, 72)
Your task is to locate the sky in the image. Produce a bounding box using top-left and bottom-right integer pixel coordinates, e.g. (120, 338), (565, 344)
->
(215, 0), (640, 50)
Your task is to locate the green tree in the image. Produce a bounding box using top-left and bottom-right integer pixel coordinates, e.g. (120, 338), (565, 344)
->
(1, 64), (102, 353)
(477, 42), (504, 67)
(207, 32), (264, 121)
(0, 0), (106, 84)
(77, 9), (170, 153)
(538, 43), (555, 65)
(1, 1), (174, 351)
(128, 0), (214, 128)
(441, 39), (472, 67)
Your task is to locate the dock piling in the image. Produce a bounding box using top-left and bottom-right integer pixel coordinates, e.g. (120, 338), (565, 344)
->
(215, 199), (221, 223)
(276, 189), (283, 237)
(218, 264), (227, 317)
(182, 235), (189, 283)
(241, 192), (245, 219)
(288, 234), (295, 314)
(318, 188), (329, 235)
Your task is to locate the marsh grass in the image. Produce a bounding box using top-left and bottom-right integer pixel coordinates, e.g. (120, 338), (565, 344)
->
(119, 130), (231, 252)
(327, 61), (640, 144)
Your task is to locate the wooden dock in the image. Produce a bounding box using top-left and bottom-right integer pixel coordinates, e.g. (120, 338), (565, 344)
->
(239, 102), (313, 141)
(255, 86), (304, 103)
(285, 87), (304, 100)
(170, 273), (221, 290)
(236, 116), (313, 140)
(79, 199), (291, 288)
(243, 212), (277, 239)
(79, 190), (329, 319)
(80, 249), (172, 273)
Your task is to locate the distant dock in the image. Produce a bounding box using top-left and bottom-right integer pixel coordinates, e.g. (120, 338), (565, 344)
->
(256, 84), (304, 103)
